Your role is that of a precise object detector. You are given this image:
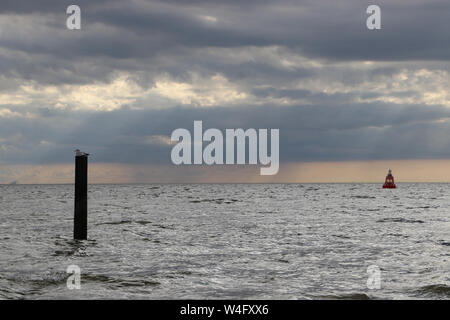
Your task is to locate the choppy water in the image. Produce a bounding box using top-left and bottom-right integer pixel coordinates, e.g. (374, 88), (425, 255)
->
(0, 183), (449, 299)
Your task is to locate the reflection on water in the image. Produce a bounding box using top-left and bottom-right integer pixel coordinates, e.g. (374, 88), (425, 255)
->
(0, 183), (449, 299)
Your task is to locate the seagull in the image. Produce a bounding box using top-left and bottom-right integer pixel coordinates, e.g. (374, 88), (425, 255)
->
(74, 149), (90, 156)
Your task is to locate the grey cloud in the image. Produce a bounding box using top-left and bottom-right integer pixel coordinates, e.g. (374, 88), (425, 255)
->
(0, 0), (449, 89)
(1, 102), (450, 165)
(1, 0), (449, 62)
(0, 0), (117, 14)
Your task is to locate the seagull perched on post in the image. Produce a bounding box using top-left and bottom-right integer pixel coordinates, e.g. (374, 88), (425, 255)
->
(75, 149), (89, 156)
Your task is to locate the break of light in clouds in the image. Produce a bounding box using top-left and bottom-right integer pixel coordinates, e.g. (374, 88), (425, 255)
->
(2, 160), (450, 184)
(0, 0), (450, 183)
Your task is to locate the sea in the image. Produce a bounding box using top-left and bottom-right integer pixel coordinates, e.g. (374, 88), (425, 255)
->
(0, 183), (448, 299)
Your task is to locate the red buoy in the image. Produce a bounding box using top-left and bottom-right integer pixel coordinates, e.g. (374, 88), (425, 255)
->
(383, 169), (396, 188)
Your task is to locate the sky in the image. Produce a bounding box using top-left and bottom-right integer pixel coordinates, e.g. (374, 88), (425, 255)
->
(0, 0), (449, 183)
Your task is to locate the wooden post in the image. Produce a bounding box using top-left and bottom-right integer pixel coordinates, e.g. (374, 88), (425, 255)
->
(74, 153), (88, 240)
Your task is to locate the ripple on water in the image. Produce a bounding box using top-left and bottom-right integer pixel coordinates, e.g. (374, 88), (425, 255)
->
(312, 293), (371, 300)
(413, 284), (450, 299)
(376, 218), (425, 224)
(0, 183), (448, 299)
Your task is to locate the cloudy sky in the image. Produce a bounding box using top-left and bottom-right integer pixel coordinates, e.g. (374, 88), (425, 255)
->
(0, 0), (449, 183)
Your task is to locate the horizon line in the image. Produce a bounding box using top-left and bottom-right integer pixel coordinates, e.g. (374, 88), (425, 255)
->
(2, 181), (450, 185)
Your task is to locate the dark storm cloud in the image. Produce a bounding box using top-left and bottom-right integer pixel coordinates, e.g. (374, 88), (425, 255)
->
(85, 0), (450, 61)
(0, 0), (449, 87)
(1, 0), (449, 62)
(0, 0), (116, 14)
(1, 102), (450, 165)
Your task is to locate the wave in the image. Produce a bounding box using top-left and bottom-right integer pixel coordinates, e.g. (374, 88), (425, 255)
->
(376, 218), (424, 224)
(350, 195), (376, 199)
(314, 293), (371, 300)
(97, 220), (132, 225)
(82, 274), (160, 287)
(1, 270), (68, 293)
(189, 198), (239, 204)
(134, 220), (152, 225)
(414, 284), (450, 298)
